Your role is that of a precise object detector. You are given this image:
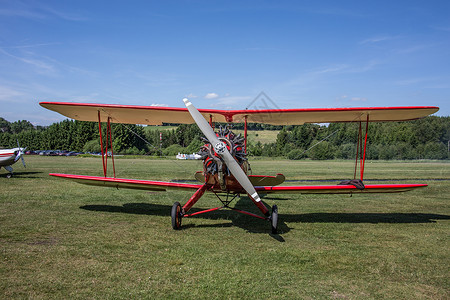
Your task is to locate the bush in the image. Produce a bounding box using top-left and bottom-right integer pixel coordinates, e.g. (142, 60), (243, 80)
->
(381, 144), (397, 160)
(83, 139), (101, 153)
(163, 144), (186, 156)
(308, 141), (335, 160)
(248, 141), (263, 156)
(336, 143), (355, 159)
(186, 138), (203, 153)
(424, 142), (448, 159)
(287, 148), (306, 160)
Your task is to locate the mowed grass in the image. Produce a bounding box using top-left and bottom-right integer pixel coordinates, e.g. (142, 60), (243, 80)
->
(232, 129), (279, 144)
(1, 156), (449, 299)
(144, 125), (178, 133)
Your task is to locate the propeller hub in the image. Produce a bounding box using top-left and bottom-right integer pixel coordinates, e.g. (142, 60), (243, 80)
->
(213, 142), (226, 154)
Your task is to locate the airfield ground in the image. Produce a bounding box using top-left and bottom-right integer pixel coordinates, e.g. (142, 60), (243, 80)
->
(1, 156), (449, 299)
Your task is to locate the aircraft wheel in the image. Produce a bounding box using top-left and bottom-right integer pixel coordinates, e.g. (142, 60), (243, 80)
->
(271, 205), (278, 234)
(6, 174), (12, 179)
(171, 202), (182, 230)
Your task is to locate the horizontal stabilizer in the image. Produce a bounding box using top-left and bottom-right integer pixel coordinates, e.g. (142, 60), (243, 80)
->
(194, 172), (285, 186)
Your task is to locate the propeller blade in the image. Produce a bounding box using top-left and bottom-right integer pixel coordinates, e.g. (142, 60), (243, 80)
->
(15, 140), (26, 168)
(182, 98), (262, 203)
(21, 155), (26, 168)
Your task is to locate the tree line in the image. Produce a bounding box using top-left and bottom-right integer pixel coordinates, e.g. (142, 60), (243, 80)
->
(249, 116), (449, 160)
(0, 116), (448, 160)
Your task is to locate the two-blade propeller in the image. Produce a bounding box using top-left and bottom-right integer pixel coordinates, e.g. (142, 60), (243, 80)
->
(14, 140), (26, 168)
(183, 98), (261, 203)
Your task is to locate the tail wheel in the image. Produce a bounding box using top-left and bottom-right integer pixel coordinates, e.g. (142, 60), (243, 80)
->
(271, 205), (278, 234)
(171, 202), (182, 230)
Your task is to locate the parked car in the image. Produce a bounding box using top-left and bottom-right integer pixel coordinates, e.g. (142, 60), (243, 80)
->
(65, 151), (80, 156)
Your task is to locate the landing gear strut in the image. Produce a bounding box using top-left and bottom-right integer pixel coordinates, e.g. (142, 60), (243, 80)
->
(171, 202), (182, 230)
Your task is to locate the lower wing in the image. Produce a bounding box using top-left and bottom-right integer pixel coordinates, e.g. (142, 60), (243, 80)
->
(49, 173), (202, 191)
(256, 184), (427, 194)
(50, 173), (427, 194)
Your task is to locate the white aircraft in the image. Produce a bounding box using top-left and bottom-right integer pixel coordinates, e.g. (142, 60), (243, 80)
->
(0, 145), (26, 178)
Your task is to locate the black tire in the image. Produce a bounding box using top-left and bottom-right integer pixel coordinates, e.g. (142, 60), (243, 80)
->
(171, 202), (182, 230)
(271, 205), (278, 234)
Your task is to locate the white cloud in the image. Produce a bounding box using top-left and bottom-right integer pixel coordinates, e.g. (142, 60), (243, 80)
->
(0, 85), (25, 101)
(335, 95), (348, 101)
(207, 95), (253, 108)
(394, 44), (431, 54)
(350, 97), (367, 102)
(0, 48), (56, 75)
(204, 92), (219, 99)
(185, 93), (198, 99)
(312, 64), (349, 75)
(150, 103), (169, 107)
(0, 2), (85, 21)
(359, 35), (399, 44)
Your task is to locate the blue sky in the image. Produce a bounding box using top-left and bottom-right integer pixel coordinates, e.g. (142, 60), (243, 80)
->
(0, 0), (449, 125)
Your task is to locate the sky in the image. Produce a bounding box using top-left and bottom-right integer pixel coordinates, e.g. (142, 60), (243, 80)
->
(0, 0), (449, 125)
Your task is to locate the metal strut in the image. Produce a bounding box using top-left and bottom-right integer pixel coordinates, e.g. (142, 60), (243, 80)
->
(244, 115), (248, 154)
(353, 115), (369, 181)
(183, 190), (267, 221)
(98, 112), (116, 178)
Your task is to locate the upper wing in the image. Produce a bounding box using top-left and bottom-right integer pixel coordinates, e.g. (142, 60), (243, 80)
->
(255, 183), (428, 194)
(40, 101), (439, 125)
(50, 173), (202, 191)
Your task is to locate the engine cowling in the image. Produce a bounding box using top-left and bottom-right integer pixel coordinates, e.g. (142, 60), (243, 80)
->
(198, 126), (248, 189)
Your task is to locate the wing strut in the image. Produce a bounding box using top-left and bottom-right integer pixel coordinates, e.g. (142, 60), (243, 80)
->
(354, 115), (369, 181)
(244, 115), (248, 154)
(98, 111), (116, 178)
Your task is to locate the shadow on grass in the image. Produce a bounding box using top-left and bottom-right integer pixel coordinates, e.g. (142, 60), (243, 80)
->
(80, 202), (287, 241)
(282, 212), (450, 224)
(80, 202), (448, 241)
(1, 171), (43, 178)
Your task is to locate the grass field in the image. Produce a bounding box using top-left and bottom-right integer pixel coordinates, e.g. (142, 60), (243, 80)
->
(232, 129), (279, 144)
(144, 125), (178, 132)
(1, 156), (449, 299)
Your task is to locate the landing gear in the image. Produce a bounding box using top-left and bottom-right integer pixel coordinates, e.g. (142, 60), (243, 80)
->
(6, 173), (12, 179)
(171, 202), (182, 230)
(270, 205), (278, 234)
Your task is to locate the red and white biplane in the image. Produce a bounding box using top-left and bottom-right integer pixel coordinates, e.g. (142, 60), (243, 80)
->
(40, 99), (439, 233)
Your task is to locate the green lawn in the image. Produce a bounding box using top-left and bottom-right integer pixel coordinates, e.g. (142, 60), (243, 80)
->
(232, 129), (279, 145)
(1, 156), (449, 299)
(144, 125), (178, 133)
